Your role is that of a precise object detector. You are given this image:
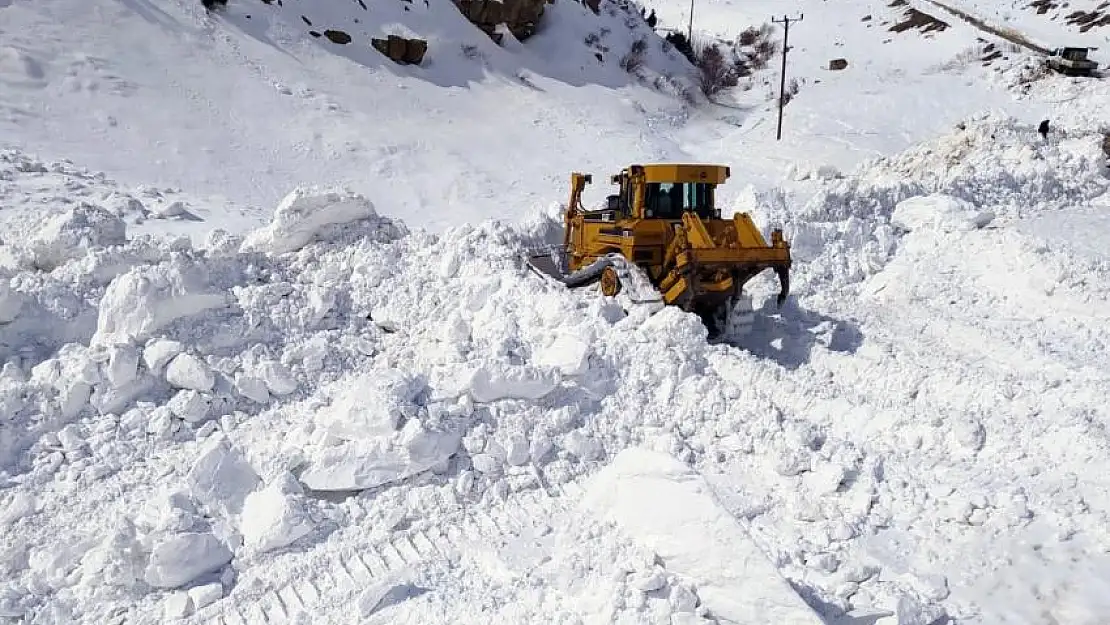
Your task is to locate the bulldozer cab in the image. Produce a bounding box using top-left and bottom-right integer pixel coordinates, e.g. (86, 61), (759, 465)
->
(643, 181), (716, 219)
(604, 164), (728, 221)
(1051, 46), (1092, 60)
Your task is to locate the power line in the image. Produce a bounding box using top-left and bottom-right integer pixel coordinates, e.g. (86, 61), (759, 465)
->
(771, 13), (803, 141)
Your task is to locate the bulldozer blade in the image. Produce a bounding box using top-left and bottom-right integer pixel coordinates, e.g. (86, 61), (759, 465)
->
(560, 256), (613, 288)
(524, 248), (611, 289)
(525, 252), (567, 282)
(525, 252), (663, 306)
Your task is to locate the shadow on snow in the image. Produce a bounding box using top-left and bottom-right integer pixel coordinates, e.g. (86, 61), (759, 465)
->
(733, 297), (864, 370)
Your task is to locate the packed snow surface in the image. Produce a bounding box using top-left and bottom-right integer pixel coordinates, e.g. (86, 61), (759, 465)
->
(579, 447), (825, 625)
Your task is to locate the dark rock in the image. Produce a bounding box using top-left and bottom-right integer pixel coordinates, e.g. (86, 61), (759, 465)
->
(452, 0), (547, 42)
(324, 29), (353, 44)
(371, 35), (428, 65)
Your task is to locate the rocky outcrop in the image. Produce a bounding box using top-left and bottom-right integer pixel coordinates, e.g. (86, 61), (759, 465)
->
(323, 29), (353, 44)
(452, 0), (548, 42)
(371, 35), (429, 65)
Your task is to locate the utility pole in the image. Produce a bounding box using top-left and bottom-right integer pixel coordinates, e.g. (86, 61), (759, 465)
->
(687, 0), (694, 44)
(772, 13), (802, 141)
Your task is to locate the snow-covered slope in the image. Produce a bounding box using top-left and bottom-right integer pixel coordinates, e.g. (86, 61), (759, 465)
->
(642, 0), (1058, 193)
(942, 0), (1110, 57)
(3, 0), (1110, 623)
(0, 0), (696, 231)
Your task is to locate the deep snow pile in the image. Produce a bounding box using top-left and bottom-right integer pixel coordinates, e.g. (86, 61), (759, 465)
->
(1, 113), (1109, 624)
(744, 112), (1110, 298)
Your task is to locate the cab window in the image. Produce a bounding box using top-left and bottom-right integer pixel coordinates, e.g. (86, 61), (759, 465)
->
(643, 182), (714, 219)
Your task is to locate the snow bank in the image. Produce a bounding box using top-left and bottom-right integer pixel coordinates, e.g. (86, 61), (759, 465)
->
(580, 447), (824, 625)
(240, 187), (401, 255)
(891, 194), (995, 232)
(27, 204), (126, 271)
(757, 113), (1110, 295)
(92, 260), (232, 346)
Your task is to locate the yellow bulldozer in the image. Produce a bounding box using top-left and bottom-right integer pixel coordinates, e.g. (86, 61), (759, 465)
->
(527, 163), (792, 340)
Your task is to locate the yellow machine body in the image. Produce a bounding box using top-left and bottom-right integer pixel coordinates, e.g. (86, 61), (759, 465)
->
(547, 164), (791, 331)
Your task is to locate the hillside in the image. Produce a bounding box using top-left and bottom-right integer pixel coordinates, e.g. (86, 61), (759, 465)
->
(943, 0), (1110, 54)
(0, 0), (697, 231)
(2, 0), (1110, 624)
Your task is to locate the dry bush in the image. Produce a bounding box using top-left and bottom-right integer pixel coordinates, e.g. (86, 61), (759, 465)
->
(620, 37), (648, 72)
(781, 77), (800, 105)
(696, 43), (741, 96)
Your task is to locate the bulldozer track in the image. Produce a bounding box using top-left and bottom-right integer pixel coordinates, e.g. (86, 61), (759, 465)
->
(203, 480), (587, 625)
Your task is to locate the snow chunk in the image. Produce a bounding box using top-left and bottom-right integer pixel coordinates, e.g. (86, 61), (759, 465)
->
(298, 421), (461, 492)
(891, 194), (995, 234)
(240, 187), (379, 254)
(143, 339), (184, 373)
(105, 344), (140, 388)
(165, 353), (215, 392)
(234, 374), (270, 403)
(144, 532), (232, 589)
(0, 492), (36, 525)
(167, 389), (209, 423)
(187, 436), (261, 517)
(187, 583), (223, 610)
(162, 592), (193, 620)
(259, 361), (297, 396)
(468, 363), (559, 403)
(533, 333), (591, 376)
(0, 279), (24, 324)
(316, 369), (423, 441)
(580, 447), (824, 625)
(239, 476), (315, 553)
(29, 204), (126, 270)
(92, 261), (230, 346)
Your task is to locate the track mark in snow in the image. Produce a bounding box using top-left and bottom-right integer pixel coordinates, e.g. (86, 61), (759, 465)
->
(213, 485), (578, 623)
(260, 594), (284, 622)
(360, 548), (390, 578)
(275, 584), (304, 615)
(411, 530), (440, 558)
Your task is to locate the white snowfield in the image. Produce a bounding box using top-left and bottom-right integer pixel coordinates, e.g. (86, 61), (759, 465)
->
(1, 108), (1109, 624)
(2, 0), (1110, 622)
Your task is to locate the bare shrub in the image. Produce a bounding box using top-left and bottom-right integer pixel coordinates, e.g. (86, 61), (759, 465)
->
(620, 37), (648, 73)
(696, 43), (740, 96)
(781, 77), (800, 105)
(737, 26), (761, 46)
